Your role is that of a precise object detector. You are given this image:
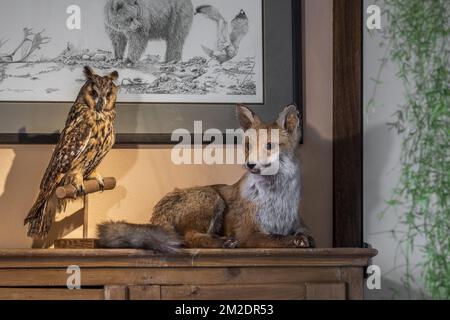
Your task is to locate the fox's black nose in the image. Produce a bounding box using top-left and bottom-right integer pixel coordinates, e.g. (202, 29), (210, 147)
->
(246, 162), (256, 169)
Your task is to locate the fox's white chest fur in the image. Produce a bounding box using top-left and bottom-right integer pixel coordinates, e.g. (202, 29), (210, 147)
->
(241, 156), (301, 235)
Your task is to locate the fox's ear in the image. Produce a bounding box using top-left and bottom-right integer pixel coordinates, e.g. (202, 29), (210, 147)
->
(236, 105), (260, 130)
(84, 66), (95, 80)
(277, 104), (300, 133)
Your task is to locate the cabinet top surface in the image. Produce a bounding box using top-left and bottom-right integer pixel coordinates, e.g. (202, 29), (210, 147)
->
(0, 248), (377, 268)
(0, 248), (377, 257)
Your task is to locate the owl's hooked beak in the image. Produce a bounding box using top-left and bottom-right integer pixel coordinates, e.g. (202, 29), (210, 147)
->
(95, 96), (107, 112)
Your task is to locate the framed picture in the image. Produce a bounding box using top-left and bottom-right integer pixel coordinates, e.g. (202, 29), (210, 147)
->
(0, 0), (302, 144)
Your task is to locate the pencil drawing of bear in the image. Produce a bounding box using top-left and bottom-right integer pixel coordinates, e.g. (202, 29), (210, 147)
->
(104, 0), (194, 63)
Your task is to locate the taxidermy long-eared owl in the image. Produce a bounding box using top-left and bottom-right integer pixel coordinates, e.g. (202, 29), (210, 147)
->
(24, 66), (119, 238)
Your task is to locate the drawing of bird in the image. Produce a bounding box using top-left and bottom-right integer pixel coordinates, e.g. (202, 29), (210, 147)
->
(195, 5), (249, 63)
(24, 66), (119, 238)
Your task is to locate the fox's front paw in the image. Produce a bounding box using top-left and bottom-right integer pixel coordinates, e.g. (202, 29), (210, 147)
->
(292, 234), (314, 248)
(223, 238), (240, 249)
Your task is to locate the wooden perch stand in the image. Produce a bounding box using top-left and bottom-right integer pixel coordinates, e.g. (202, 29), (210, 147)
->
(54, 177), (116, 249)
(55, 177), (116, 199)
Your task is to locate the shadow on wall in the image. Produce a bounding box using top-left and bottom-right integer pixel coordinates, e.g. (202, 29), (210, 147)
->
(299, 124), (332, 248)
(0, 146), (50, 248)
(363, 123), (396, 217)
(0, 125), (332, 248)
(0, 143), (138, 249)
(0, 103), (140, 248)
(363, 123), (427, 299)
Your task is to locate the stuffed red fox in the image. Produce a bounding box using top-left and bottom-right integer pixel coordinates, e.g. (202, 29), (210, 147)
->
(97, 104), (314, 252)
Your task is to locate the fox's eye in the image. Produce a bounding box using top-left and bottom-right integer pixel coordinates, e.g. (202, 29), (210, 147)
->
(266, 143), (273, 150)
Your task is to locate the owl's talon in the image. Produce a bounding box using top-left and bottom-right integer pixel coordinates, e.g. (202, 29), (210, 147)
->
(98, 179), (105, 192)
(95, 175), (105, 192)
(74, 182), (85, 197)
(88, 173), (105, 192)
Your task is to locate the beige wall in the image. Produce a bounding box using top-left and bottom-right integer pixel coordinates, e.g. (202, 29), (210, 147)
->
(301, 0), (333, 247)
(0, 0), (333, 248)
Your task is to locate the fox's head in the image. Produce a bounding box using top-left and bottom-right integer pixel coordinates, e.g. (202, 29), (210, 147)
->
(237, 104), (301, 176)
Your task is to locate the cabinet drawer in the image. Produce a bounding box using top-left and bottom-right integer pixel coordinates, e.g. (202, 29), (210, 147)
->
(0, 288), (104, 300)
(305, 282), (346, 300)
(161, 283), (347, 300)
(164, 284), (306, 300)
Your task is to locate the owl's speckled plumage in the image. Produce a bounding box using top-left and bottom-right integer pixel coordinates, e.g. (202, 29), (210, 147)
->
(24, 66), (119, 238)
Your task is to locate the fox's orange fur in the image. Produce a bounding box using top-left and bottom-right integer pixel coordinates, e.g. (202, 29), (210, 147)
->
(98, 105), (314, 251)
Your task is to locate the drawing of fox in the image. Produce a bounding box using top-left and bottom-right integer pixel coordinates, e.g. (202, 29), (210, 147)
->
(97, 104), (314, 252)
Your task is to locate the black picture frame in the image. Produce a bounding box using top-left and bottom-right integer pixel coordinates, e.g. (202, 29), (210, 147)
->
(0, 0), (302, 145)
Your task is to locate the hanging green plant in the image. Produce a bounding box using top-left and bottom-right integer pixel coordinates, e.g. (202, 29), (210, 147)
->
(380, 0), (450, 299)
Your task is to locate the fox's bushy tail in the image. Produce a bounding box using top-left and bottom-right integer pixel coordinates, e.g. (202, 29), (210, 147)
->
(97, 221), (182, 253)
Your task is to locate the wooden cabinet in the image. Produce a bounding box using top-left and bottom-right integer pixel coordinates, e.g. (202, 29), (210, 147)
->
(0, 248), (376, 300)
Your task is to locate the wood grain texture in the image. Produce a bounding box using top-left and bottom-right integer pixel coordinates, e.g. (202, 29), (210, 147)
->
(0, 248), (377, 268)
(104, 285), (128, 300)
(54, 238), (98, 249)
(0, 249), (375, 300)
(0, 288), (104, 300)
(161, 284), (306, 300)
(129, 285), (161, 300)
(305, 282), (346, 300)
(83, 195), (89, 238)
(340, 267), (364, 300)
(0, 267), (342, 287)
(333, 0), (363, 247)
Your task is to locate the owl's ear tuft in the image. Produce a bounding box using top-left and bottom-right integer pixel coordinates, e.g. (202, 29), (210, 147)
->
(108, 70), (119, 81)
(83, 66), (95, 80)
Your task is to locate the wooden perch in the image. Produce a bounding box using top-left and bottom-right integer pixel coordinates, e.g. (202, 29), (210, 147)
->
(53, 177), (116, 247)
(55, 177), (116, 200)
